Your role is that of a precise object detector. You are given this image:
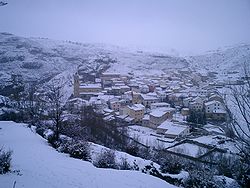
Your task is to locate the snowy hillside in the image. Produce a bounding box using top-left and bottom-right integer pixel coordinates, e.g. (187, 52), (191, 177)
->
(0, 32), (249, 95)
(188, 44), (250, 80)
(0, 33), (188, 84)
(0, 121), (176, 188)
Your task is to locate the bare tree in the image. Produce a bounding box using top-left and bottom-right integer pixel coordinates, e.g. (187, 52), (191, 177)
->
(228, 62), (250, 163)
(45, 79), (66, 140)
(23, 83), (45, 126)
(8, 74), (25, 108)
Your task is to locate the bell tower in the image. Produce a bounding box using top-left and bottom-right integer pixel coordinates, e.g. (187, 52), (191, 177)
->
(73, 72), (80, 97)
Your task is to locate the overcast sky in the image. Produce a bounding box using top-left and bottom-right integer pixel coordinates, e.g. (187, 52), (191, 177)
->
(0, 0), (250, 54)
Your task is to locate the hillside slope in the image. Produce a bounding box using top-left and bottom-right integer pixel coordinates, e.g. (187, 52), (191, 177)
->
(0, 32), (249, 97)
(0, 121), (176, 188)
(188, 44), (250, 80)
(0, 32), (188, 84)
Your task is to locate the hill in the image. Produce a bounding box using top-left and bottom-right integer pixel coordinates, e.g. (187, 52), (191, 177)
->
(0, 121), (176, 188)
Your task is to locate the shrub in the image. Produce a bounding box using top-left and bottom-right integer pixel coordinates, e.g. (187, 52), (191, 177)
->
(94, 149), (117, 169)
(47, 133), (60, 148)
(125, 143), (140, 157)
(118, 157), (132, 170)
(142, 162), (182, 186)
(61, 140), (91, 161)
(35, 126), (46, 137)
(184, 164), (217, 188)
(0, 147), (12, 174)
(159, 153), (184, 174)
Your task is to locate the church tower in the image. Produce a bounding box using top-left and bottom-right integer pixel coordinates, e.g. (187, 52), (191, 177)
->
(73, 72), (80, 97)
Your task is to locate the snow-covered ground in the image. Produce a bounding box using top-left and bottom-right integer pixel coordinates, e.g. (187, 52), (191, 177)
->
(128, 124), (239, 158)
(0, 121), (177, 188)
(128, 125), (175, 148)
(89, 142), (161, 170)
(168, 143), (208, 157)
(188, 43), (250, 81)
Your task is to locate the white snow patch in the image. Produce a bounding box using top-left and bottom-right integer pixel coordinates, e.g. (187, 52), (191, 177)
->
(0, 121), (176, 188)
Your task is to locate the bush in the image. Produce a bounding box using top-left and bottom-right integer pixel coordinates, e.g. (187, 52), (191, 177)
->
(125, 143), (140, 157)
(0, 148), (12, 174)
(142, 162), (182, 186)
(158, 152), (184, 174)
(61, 140), (91, 161)
(47, 133), (61, 148)
(94, 149), (117, 169)
(184, 164), (217, 188)
(35, 126), (46, 137)
(118, 157), (132, 170)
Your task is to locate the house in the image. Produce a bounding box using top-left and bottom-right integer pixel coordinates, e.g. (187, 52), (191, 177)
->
(120, 85), (130, 94)
(73, 73), (102, 98)
(76, 83), (102, 99)
(140, 93), (159, 108)
(197, 89), (208, 97)
(189, 101), (203, 111)
(100, 72), (121, 87)
(167, 93), (185, 106)
(156, 120), (190, 139)
(109, 100), (121, 111)
(122, 104), (145, 124)
(129, 84), (140, 93)
(116, 115), (134, 125)
(66, 98), (88, 112)
(110, 86), (122, 95)
(148, 84), (155, 92)
(89, 98), (108, 113)
(204, 100), (224, 113)
(183, 97), (193, 107)
(132, 92), (142, 104)
(103, 108), (116, 117)
(140, 85), (150, 94)
(142, 115), (150, 127)
(204, 100), (227, 121)
(189, 97), (205, 111)
(208, 94), (224, 103)
(181, 108), (190, 116)
(121, 93), (132, 105)
(151, 102), (171, 110)
(156, 91), (167, 102)
(149, 107), (175, 129)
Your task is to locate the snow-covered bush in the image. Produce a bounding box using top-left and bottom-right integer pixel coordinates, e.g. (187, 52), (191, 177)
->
(118, 157), (132, 170)
(35, 126), (46, 137)
(0, 147), (12, 174)
(47, 132), (61, 148)
(94, 149), (117, 169)
(61, 140), (90, 161)
(213, 176), (240, 188)
(184, 164), (217, 188)
(125, 143), (140, 157)
(155, 150), (185, 174)
(142, 162), (182, 186)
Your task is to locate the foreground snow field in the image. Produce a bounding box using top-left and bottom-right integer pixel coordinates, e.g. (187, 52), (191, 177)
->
(0, 121), (176, 188)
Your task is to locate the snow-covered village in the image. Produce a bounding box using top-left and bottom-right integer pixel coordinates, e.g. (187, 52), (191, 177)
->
(0, 1), (250, 188)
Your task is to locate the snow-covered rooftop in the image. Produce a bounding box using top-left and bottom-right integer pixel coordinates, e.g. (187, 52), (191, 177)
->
(204, 100), (222, 106)
(150, 107), (175, 117)
(79, 83), (102, 89)
(157, 121), (189, 136)
(140, 94), (158, 100)
(128, 104), (145, 111)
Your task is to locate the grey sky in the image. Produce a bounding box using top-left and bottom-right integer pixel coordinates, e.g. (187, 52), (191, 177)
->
(0, 0), (250, 54)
